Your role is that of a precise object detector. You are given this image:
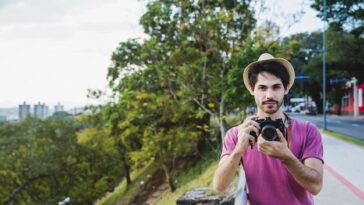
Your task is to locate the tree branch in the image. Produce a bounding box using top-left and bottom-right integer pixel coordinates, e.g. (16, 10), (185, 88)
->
(193, 98), (217, 117)
(3, 174), (49, 205)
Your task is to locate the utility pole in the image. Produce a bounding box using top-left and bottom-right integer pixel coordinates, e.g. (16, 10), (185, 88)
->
(322, 0), (327, 130)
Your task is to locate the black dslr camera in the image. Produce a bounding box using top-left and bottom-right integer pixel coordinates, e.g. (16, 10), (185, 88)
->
(250, 117), (286, 141)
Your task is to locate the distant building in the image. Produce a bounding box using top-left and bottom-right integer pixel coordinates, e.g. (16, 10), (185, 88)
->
(54, 102), (64, 112)
(19, 102), (31, 120)
(341, 81), (364, 115)
(34, 102), (49, 119)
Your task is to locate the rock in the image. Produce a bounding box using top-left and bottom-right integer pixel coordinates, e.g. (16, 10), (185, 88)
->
(176, 182), (238, 205)
(176, 187), (220, 205)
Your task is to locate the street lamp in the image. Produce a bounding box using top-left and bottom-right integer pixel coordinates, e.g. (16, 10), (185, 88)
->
(322, 0), (327, 130)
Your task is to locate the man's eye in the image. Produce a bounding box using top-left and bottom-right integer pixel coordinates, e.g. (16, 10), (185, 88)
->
(273, 86), (281, 89)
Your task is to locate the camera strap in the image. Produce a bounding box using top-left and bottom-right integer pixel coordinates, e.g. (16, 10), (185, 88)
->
(283, 112), (292, 148)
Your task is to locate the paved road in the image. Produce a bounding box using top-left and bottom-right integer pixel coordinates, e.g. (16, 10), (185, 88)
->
(288, 113), (364, 141)
(314, 133), (364, 204)
(288, 113), (364, 204)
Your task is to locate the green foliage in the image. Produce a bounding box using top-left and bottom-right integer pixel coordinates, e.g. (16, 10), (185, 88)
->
(0, 117), (122, 204)
(51, 111), (72, 119)
(309, 0), (364, 112)
(97, 146), (220, 205)
(115, 90), (202, 191)
(97, 162), (158, 205)
(104, 0), (260, 192)
(153, 161), (219, 205)
(311, 0), (364, 36)
(301, 28), (364, 113)
(148, 148), (220, 205)
(279, 24), (364, 114)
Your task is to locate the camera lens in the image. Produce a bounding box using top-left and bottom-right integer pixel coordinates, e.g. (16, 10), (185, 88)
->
(261, 125), (277, 141)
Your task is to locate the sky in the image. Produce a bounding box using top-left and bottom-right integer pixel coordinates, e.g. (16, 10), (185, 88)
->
(0, 0), (323, 109)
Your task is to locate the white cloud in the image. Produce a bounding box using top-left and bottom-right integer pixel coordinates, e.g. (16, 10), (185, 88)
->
(254, 0), (322, 36)
(0, 0), (146, 108)
(0, 0), (322, 109)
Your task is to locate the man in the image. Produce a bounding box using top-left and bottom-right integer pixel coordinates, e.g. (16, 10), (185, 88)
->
(213, 53), (324, 205)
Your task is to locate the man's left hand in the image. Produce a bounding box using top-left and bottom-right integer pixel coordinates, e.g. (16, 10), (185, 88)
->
(257, 128), (293, 160)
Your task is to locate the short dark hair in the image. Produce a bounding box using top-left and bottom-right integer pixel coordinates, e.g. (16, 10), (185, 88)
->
(248, 62), (290, 90)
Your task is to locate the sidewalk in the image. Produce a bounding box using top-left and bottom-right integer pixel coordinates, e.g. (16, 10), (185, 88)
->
(323, 114), (364, 121)
(314, 132), (364, 204)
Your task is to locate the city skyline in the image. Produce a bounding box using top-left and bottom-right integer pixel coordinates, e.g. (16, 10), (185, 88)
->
(0, 99), (95, 110)
(0, 101), (85, 121)
(0, 0), (322, 108)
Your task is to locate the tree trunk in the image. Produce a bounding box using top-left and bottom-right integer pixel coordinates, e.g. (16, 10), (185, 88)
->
(219, 91), (227, 144)
(197, 113), (210, 153)
(161, 164), (176, 192)
(123, 160), (132, 186)
(116, 140), (132, 186)
(218, 117), (227, 145)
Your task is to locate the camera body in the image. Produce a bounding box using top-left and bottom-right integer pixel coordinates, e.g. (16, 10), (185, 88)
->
(250, 117), (286, 141)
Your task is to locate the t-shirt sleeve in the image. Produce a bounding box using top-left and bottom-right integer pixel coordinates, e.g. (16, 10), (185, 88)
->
(301, 122), (324, 163)
(221, 127), (238, 158)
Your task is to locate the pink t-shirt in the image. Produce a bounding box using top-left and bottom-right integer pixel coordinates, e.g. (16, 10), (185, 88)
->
(221, 117), (323, 205)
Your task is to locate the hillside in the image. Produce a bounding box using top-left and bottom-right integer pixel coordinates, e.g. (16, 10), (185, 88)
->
(96, 148), (220, 205)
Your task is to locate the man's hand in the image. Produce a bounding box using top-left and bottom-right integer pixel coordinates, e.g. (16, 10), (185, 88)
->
(257, 128), (293, 160)
(213, 115), (260, 195)
(234, 115), (260, 154)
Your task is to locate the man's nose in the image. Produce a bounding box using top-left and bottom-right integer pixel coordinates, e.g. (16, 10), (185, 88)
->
(266, 89), (274, 99)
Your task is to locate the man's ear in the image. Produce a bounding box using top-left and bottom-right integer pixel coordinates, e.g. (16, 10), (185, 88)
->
(249, 86), (254, 95)
(284, 88), (289, 95)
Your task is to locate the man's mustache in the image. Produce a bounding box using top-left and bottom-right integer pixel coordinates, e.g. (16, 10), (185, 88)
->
(263, 100), (278, 104)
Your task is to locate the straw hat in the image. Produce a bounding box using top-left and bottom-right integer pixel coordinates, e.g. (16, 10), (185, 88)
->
(243, 53), (295, 91)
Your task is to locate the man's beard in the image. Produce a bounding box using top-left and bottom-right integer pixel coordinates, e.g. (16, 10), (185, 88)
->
(258, 99), (284, 114)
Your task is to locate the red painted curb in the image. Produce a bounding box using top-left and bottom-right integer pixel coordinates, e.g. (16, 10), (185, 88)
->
(324, 164), (364, 201)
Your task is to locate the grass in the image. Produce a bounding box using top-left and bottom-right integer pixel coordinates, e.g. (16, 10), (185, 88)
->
(96, 147), (221, 205)
(322, 129), (364, 148)
(150, 153), (219, 205)
(97, 162), (158, 205)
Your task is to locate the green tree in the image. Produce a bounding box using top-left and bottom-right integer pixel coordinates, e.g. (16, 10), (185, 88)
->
(104, 1), (261, 191)
(304, 28), (364, 113)
(0, 117), (122, 204)
(101, 101), (141, 187)
(123, 90), (200, 192)
(108, 0), (257, 144)
(311, 0), (364, 36)
(282, 28), (364, 113)
(0, 118), (80, 204)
